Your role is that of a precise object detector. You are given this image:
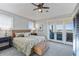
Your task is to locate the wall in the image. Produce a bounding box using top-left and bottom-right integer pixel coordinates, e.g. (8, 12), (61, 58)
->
(35, 20), (49, 39)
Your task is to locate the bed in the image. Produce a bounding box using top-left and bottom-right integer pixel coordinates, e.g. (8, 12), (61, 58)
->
(12, 30), (48, 56)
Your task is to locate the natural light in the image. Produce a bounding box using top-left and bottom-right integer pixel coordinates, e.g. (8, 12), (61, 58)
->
(0, 14), (12, 30)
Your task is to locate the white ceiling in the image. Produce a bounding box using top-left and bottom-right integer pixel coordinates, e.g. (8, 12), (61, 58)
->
(0, 3), (77, 20)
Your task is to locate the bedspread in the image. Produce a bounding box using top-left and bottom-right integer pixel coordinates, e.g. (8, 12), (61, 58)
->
(13, 36), (46, 56)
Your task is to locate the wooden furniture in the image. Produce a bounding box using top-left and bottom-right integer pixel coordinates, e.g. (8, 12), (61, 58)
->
(33, 41), (48, 55)
(12, 29), (31, 33)
(0, 36), (12, 50)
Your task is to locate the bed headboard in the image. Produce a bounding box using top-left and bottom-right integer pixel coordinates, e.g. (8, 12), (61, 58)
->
(12, 29), (31, 33)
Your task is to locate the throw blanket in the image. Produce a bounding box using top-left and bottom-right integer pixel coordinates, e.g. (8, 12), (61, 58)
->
(13, 36), (46, 56)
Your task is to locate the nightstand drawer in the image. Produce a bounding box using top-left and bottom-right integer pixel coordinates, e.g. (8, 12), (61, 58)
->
(0, 37), (12, 50)
(0, 42), (9, 47)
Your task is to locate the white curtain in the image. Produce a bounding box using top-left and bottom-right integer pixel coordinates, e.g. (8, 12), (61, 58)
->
(0, 14), (12, 37)
(0, 14), (12, 30)
(28, 21), (33, 29)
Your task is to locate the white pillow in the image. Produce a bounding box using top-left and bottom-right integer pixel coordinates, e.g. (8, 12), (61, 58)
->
(15, 32), (24, 37)
(24, 32), (30, 37)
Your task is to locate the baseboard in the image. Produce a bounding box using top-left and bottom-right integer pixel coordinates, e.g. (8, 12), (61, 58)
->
(48, 40), (72, 46)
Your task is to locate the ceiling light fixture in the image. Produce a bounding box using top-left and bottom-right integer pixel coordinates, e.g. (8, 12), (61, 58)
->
(32, 3), (49, 13)
(38, 9), (42, 12)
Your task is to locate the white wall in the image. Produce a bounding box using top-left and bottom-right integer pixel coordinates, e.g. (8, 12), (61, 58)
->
(35, 21), (49, 39)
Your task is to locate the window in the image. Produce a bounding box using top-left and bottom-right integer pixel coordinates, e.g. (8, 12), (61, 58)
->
(56, 32), (62, 40)
(65, 22), (73, 31)
(56, 24), (63, 41)
(0, 14), (12, 30)
(28, 21), (34, 29)
(56, 24), (63, 31)
(50, 30), (54, 39)
(65, 22), (73, 42)
(49, 24), (55, 39)
(66, 33), (73, 42)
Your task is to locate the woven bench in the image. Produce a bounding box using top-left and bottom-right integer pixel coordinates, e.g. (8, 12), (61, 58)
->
(33, 41), (48, 55)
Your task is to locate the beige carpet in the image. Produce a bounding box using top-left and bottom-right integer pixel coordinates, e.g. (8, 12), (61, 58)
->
(0, 41), (73, 56)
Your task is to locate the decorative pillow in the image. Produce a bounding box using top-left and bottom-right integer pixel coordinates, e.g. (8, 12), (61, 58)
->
(31, 33), (37, 35)
(12, 32), (16, 37)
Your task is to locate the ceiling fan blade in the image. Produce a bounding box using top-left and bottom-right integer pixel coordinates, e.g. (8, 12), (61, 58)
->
(42, 7), (49, 9)
(39, 3), (44, 6)
(33, 8), (39, 11)
(32, 3), (38, 6)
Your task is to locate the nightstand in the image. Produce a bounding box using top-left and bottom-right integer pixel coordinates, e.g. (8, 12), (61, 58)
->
(0, 36), (12, 50)
(8, 36), (13, 47)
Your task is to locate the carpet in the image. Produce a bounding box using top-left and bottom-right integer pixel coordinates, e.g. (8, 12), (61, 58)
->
(0, 41), (73, 56)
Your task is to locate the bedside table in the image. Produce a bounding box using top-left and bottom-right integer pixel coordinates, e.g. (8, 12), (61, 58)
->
(8, 36), (13, 47)
(0, 36), (12, 50)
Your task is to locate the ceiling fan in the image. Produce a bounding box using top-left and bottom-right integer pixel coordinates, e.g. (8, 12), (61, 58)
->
(32, 3), (50, 13)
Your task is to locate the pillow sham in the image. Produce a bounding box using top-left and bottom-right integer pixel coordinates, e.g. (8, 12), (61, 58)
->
(16, 34), (24, 37)
(15, 33), (24, 37)
(24, 32), (30, 37)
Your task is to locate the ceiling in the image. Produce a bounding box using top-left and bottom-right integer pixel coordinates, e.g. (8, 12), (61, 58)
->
(0, 3), (77, 21)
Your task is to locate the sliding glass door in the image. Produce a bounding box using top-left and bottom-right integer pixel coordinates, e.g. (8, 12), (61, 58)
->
(49, 21), (73, 45)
